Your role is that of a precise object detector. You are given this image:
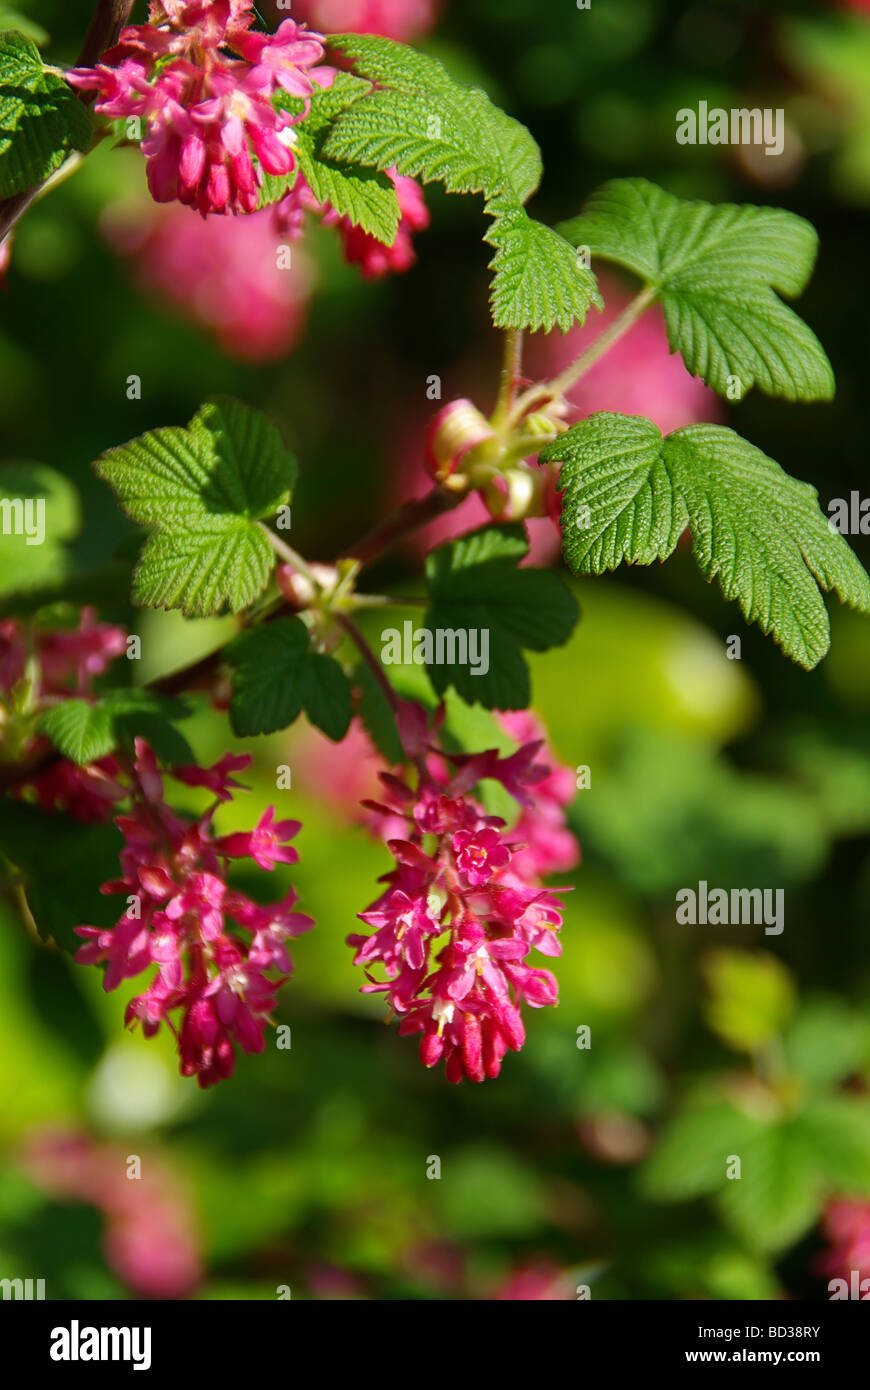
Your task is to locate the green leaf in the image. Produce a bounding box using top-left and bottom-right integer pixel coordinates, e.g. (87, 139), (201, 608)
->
(297, 650), (354, 742)
(0, 461), (80, 597)
(702, 949), (797, 1054)
(39, 699), (114, 765)
(39, 689), (194, 766)
(642, 1102), (765, 1202)
(541, 413), (870, 668)
(714, 1119), (822, 1252)
(323, 34), (597, 332)
(0, 29), (92, 197)
(227, 618), (352, 741)
(485, 206), (602, 333)
(559, 178), (834, 401)
(423, 523), (579, 709)
(797, 1097), (870, 1197)
(784, 1000), (870, 1092)
(95, 397), (296, 618)
(0, 12), (49, 46)
(260, 73), (400, 243)
(324, 34), (541, 203)
(0, 799), (122, 954)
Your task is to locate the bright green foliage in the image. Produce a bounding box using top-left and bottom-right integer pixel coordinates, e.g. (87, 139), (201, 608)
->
(227, 617), (352, 741)
(323, 34), (599, 331)
(702, 949), (797, 1053)
(0, 462), (80, 596)
(423, 524), (579, 708)
(541, 413), (870, 667)
(259, 73), (401, 243)
(39, 689), (194, 766)
(95, 398), (297, 618)
(0, 29), (92, 197)
(559, 178), (834, 400)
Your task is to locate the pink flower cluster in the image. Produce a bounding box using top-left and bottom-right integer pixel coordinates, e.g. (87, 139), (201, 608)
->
(69, 3), (335, 215)
(275, 166), (429, 279)
(348, 703), (574, 1082)
(75, 740), (313, 1087)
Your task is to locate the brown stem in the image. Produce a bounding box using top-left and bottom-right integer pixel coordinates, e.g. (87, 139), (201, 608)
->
(0, 0), (135, 245)
(336, 615), (398, 712)
(344, 486), (462, 569)
(77, 0), (136, 68)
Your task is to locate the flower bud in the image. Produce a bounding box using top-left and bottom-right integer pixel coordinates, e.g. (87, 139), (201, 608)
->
(425, 398), (496, 488)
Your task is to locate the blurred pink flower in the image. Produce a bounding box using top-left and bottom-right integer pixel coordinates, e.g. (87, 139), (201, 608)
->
(818, 1199), (870, 1283)
(103, 199), (314, 361)
(523, 270), (720, 435)
(24, 1128), (201, 1298)
(494, 1262), (575, 1300)
(293, 0), (441, 42)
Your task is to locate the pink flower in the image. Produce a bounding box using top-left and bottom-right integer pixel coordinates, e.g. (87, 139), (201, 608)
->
(37, 606), (127, 693)
(389, 269), (720, 566)
(293, 0), (441, 43)
(348, 704), (575, 1082)
(497, 710), (579, 879)
(172, 751), (252, 800)
(494, 1262), (574, 1300)
(452, 827), (511, 885)
(215, 805), (301, 870)
(69, 9), (334, 216)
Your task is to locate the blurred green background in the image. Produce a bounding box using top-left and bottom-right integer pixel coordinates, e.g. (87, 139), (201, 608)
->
(2, 0), (870, 1300)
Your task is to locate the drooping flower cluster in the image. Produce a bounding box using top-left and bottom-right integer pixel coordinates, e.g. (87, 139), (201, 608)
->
(75, 740), (313, 1088)
(274, 166), (430, 279)
(348, 702), (574, 1082)
(68, 3), (335, 215)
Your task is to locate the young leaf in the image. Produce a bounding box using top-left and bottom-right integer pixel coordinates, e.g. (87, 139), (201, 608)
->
(323, 34), (541, 204)
(702, 949), (796, 1054)
(559, 178), (834, 401)
(0, 462), (81, 597)
(95, 398), (296, 618)
(0, 30), (92, 197)
(227, 618), (352, 741)
(39, 689), (194, 766)
(541, 413), (870, 668)
(260, 73), (401, 243)
(713, 1119), (822, 1252)
(485, 206), (602, 333)
(642, 1102), (765, 1202)
(39, 699), (114, 765)
(423, 523), (579, 709)
(796, 1097), (870, 1197)
(322, 34), (597, 332)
